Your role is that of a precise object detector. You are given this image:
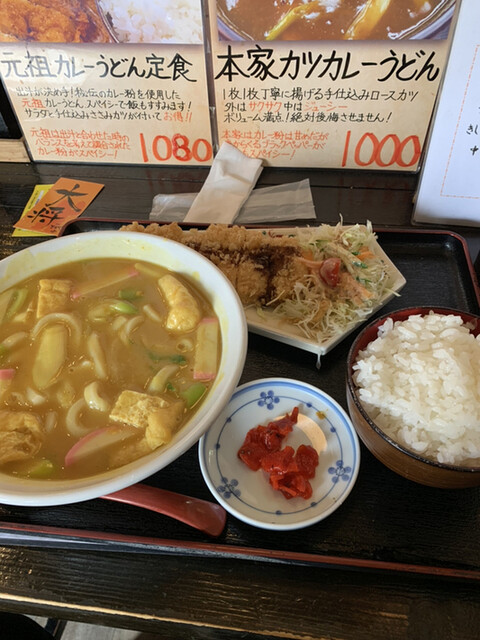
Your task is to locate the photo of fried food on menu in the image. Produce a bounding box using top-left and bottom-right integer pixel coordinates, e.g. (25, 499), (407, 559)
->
(216, 0), (456, 42)
(0, 0), (204, 43)
(0, 0), (112, 42)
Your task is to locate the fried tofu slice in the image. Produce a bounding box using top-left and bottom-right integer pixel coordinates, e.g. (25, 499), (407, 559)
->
(37, 279), (72, 318)
(0, 411), (44, 465)
(109, 390), (169, 430)
(108, 437), (152, 469)
(107, 393), (185, 466)
(158, 274), (201, 332)
(146, 401), (184, 450)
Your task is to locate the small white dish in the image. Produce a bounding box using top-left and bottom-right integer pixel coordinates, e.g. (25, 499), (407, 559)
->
(199, 378), (360, 531)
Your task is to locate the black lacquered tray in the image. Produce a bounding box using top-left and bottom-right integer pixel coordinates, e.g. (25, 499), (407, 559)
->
(1, 226), (479, 581)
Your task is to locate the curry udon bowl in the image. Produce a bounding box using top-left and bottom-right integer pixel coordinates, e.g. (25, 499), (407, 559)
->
(0, 231), (248, 506)
(346, 307), (480, 489)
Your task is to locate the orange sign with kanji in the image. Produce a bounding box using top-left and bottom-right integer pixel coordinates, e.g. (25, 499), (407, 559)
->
(14, 178), (104, 236)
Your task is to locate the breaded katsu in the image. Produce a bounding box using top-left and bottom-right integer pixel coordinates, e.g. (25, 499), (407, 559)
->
(119, 221), (398, 345)
(0, 0), (111, 42)
(120, 222), (309, 306)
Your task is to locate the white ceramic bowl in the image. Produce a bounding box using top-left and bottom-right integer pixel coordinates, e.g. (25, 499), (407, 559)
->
(0, 231), (248, 506)
(199, 378), (360, 530)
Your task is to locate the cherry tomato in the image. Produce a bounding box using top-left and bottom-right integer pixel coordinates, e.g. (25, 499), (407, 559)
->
(319, 257), (341, 287)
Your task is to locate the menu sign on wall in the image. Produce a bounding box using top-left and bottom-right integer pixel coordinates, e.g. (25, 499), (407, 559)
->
(0, 0), (213, 165)
(208, 0), (454, 169)
(0, 0), (457, 169)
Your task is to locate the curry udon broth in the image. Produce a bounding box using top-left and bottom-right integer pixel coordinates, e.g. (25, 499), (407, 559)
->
(0, 258), (221, 480)
(217, 0), (450, 41)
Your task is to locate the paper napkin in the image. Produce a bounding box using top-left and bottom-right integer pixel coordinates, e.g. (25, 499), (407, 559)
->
(183, 142), (263, 224)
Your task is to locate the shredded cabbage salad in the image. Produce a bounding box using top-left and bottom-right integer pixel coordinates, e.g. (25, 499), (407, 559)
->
(266, 222), (398, 344)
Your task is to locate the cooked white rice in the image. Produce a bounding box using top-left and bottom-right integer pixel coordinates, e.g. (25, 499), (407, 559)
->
(99, 0), (203, 44)
(352, 312), (480, 466)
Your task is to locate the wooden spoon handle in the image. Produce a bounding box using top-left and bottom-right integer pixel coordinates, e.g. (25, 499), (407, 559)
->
(102, 484), (227, 537)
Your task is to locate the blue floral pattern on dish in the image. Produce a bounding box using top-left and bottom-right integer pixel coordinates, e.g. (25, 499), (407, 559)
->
(257, 390), (280, 410)
(217, 477), (240, 500)
(328, 460), (352, 483)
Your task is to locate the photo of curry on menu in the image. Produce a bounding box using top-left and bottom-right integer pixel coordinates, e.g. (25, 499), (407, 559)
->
(216, 0), (455, 42)
(0, 0), (455, 44)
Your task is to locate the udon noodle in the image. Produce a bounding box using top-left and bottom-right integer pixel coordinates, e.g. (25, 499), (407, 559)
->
(0, 258), (220, 480)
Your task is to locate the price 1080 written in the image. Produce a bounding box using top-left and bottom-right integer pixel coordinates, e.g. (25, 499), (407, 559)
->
(139, 133), (213, 163)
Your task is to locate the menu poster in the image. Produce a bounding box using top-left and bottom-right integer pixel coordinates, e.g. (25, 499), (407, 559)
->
(0, 0), (213, 165)
(0, 1), (457, 170)
(413, 0), (480, 226)
(208, 0), (454, 169)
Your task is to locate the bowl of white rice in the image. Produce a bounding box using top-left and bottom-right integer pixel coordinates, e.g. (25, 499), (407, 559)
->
(346, 307), (480, 488)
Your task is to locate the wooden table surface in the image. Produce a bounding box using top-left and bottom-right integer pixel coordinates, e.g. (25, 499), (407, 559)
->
(0, 161), (479, 640)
